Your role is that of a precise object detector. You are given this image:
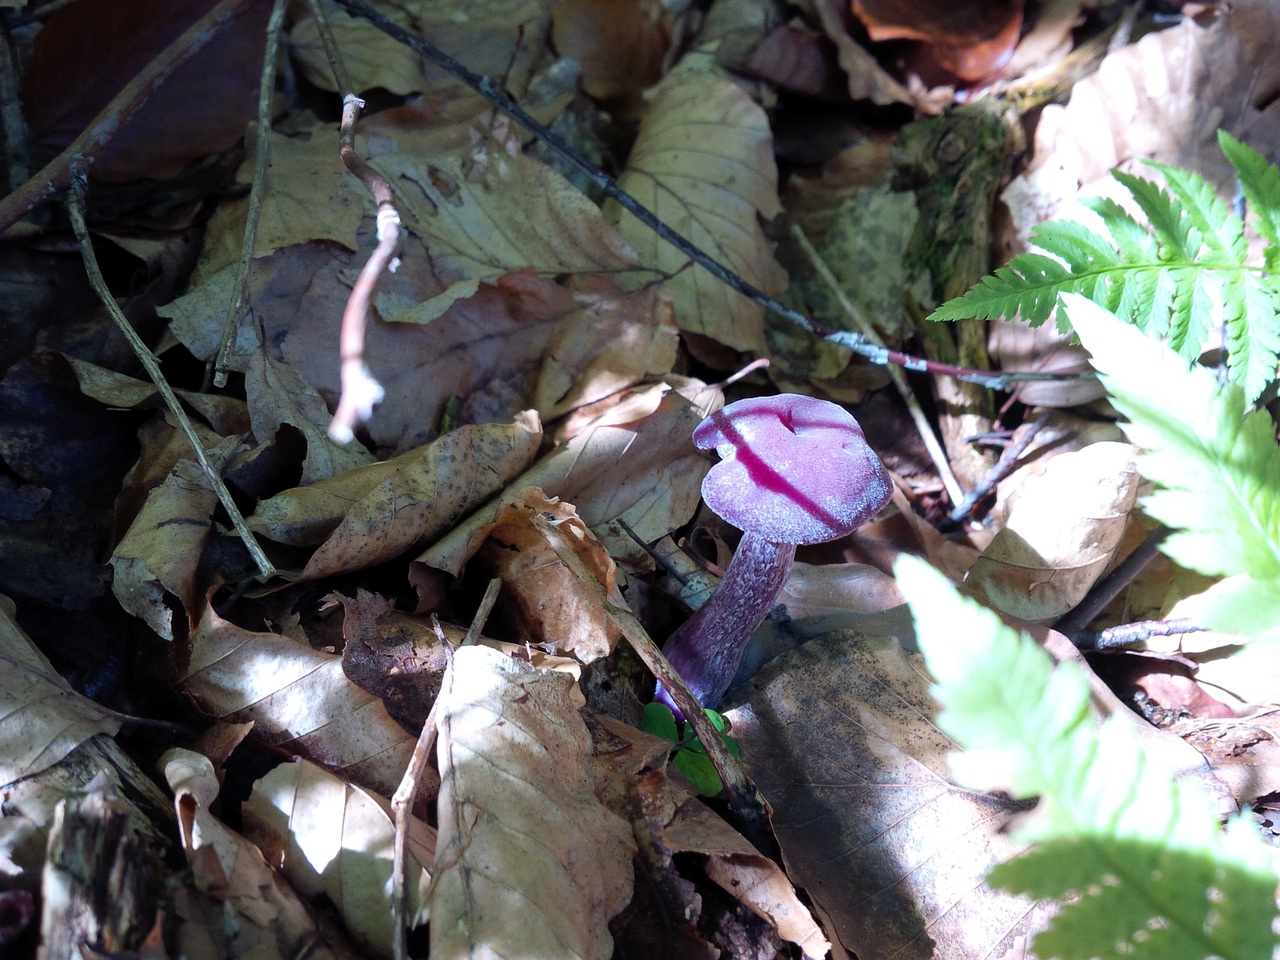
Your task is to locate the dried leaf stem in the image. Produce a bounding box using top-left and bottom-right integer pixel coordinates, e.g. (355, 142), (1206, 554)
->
(0, 0), (255, 235)
(305, 0), (401, 443)
(330, 0), (1088, 393)
(389, 578), (502, 960)
(212, 0), (287, 389)
(791, 224), (966, 506)
(67, 174), (275, 582)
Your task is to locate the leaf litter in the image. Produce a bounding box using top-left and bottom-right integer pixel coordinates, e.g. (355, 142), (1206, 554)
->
(2, 1), (1279, 958)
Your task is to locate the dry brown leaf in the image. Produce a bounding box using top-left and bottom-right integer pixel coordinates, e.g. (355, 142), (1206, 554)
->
(730, 631), (1056, 958)
(244, 344), (376, 485)
(0, 595), (121, 786)
(551, 0), (677, 107)
(243, 756), (434, 959)
(421, 389), (712, 574)
(778, 560), (905, 618)
(661, 799), (831, 959)
(810, 0), (914, 105)
(180, 603), (415, 797)
(961, 441), (1139, 622)
(279, 252), (677, 454)
(432, 645), (635, 960)
(161, 748), (363, 960)
(609, 51), (787, 357)
(374, 142), (639, 319)
(249, 443), (437, 548)
(64, 355), (251, 436)
(477, 489), (621, 661)
(110, 444), (236, 640)
(299, 415), (542, 580)
(1004, 2), (1280, 246)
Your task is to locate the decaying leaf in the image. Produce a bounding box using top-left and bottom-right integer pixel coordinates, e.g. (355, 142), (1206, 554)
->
(422, 389), (712, 574)
(730, 631), (1055, 959)
(161, 748), (363, 960)
(297, 415), (542, 581)
(180, 603), (415, 797)
(432, 645), (635, 960)
(243, 756), (434, 959)
(110, 446), (235, 640)
(661, 798), (830, 959)
(0, 595), (121, 786)
(477, 488), (621, 661)
(244, 345), (376, 486)
(376, 140), (640, 319)
(961, 441), (1139, 622)
(609, 52), (787, 356)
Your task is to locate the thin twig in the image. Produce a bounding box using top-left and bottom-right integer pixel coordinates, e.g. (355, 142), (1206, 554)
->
(67, 173), (276, 582)
(1054, 525), (1171, 635)
(329, 0), (1093, 393)
(306, 0), (401, 444)
(389, 579), (501, 960)
(1073, 617), (1204, 653)
(213, 0), (287, 388)
(0, 0), (256, 235)
(791, 224), (966, 506)
(945, 410), (1055, 526)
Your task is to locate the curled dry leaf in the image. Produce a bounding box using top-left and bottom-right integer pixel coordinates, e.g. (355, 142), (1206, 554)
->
(608, 51), (787, 357)
(0, 595), (120, 786)
(244, 345), (376, 486)
(180, 603), (415, 798)
(432, 645), (635, 960)
(110, 444), (236, 640)
(297, 416), (542, 581)
(477, 488), (621, 662)
(551, 0), (676, 106)
(661, 799), (831, 959)
(64, 355), (251, 436)
(961, 441), (1139, 622)
(161, 748), (362, 960)
(243, 757), (434, 960)
(421, 390), (711, 574)
(730, 631), (1056, 959)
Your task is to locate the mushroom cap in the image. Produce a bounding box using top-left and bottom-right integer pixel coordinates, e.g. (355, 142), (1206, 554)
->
(693, 394), (892, 545)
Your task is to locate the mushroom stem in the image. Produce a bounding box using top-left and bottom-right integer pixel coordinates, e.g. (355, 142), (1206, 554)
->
(656, 533), (796, 718)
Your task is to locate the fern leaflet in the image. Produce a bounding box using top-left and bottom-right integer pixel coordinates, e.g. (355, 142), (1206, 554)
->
(930, 131), (1280, 400)
(895, 555), (1280, 960)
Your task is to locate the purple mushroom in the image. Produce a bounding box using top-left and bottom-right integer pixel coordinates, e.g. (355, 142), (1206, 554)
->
(657, 394), (893, 717)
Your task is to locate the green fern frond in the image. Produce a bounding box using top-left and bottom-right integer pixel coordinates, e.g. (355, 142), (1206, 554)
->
(1066, 295), (1280, 632)
(929, 131), (1280, 400)
(895, 555), (1280, 960)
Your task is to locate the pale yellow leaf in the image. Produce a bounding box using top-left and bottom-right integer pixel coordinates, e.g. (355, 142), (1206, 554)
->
(431, 645), (635, 960)
(0, 595), (120, 785)
(181, 604), (414, 797)
(961, 441), (1139, 622)
(243, 757), (434, 960)
(609, 52), (787, 355)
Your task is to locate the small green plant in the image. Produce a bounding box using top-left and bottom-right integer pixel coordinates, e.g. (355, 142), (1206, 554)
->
(896, 553), (1280, 960)
(641, 702), (741, 796)
(930, 130), (1280, 401)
